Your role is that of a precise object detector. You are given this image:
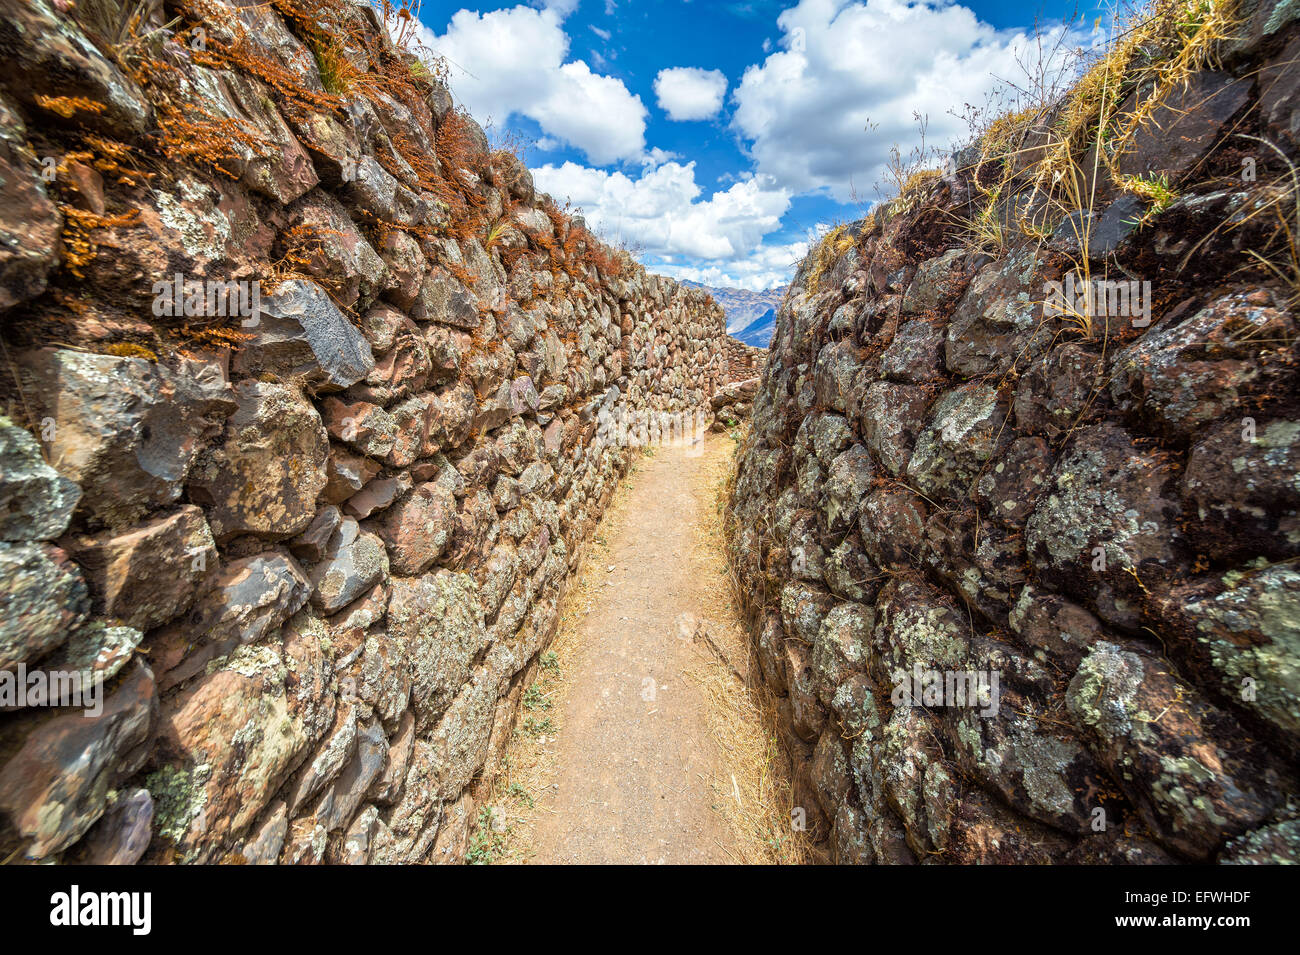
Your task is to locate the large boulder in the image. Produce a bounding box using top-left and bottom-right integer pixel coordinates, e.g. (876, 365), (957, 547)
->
(188, 381), (329, 543)
(342, 156), (429, 228)
(945, 247), (1055, 376)
(1158, 564), (1300, 747)
(233, 279), (375, 391)
(1026, 422), (1184, 618)
(1181, 416), (1300, 561)
(1115, 71), (1252, 180)
(18, 350), (235, 528)
(282, 192), (387, 308)
(1109, 291), (1295, 439)
(858, 381), (928, 477)
(374, 482), (457, 575)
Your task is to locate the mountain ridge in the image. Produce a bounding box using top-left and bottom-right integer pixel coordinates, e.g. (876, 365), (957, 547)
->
(680, 280), (784, 348)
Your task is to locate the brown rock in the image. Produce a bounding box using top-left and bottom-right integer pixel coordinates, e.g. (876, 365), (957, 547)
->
(375, 481), (457, 574)
(321, 397), (397, 459)
(153, 613), (333, 860)
(0, 660), (156, 859)
(150, 552), (311, 692)
(322, 445), (382, 504)
(64, 506), (216, 632)
(189, 381), (329, 543)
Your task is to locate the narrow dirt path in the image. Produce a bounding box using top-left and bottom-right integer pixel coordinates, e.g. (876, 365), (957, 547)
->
(490, 432), (796, 865)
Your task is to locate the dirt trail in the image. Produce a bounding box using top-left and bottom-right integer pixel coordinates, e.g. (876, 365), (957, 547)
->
(498, 433), (772, 865)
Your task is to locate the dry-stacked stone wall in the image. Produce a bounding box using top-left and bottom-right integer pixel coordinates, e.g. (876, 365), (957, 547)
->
(728, 1), (1300, 864)
(0, 0), (732, 864)
(710, 337), (767, 429)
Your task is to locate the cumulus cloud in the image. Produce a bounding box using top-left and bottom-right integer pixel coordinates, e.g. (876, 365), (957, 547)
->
(653, 239), (811, 291)
(732, 0), (1088, 200)
(654, 67), (729, 121)
(532, 161), (793, 280)
(414, 0), (1090, 289)
(537, 0), (580, 16)
(426, 6), (648, 165)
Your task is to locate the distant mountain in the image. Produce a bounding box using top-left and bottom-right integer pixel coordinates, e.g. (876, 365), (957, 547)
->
(732, 306), (777, 348)
(681, 281), (786, 344)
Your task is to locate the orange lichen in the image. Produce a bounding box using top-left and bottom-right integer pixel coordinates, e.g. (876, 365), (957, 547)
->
(59, 207), (141, 279)
(33, 95), (107, 119)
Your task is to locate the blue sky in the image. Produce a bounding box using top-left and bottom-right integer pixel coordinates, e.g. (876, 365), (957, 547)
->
(412, 0), (1109, 289)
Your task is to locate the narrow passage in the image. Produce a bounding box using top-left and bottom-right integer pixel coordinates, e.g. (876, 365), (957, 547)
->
(495, 434), (793, 865)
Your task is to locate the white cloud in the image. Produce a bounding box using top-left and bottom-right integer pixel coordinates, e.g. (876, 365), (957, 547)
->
(590, 24), (612, 40)
(643, 146), (681, 167)
(426, 6), (648, 165)
(533, 160), (792, 275)
(654, 67), (729, 121)
(537, 0), (580, 16)
(653, 239), (810, 291)
(732, 0), (1089, 200)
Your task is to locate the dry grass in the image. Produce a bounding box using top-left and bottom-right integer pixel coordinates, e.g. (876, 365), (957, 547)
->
(685, 433), (810, 865)
(480, 459), (638, 864)
(1228, 134), (1300, 303)
(916, 0), (1253, 342)
(806, 224), (856, 293)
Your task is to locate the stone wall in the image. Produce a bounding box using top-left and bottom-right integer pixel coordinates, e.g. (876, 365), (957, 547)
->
(708, 337), (766, 430)
(0, 0), (732, 864)
(728, 2), (1300, 864)
(720, 334), (766, 380)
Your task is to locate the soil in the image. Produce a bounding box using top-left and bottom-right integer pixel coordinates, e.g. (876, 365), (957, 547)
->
(496, 434), (763, 864)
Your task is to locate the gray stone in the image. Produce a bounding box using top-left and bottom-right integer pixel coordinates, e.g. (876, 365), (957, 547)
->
(906, 383), (1005, 500)
(188, 381), (329, 543)
(1067, 642), (1278, 860)
(234, 279), (375, 390)
(388, 572), (488, 729)
(308, 519), (388, 613)
(18, 350), (235, 528)
(77, 787), (154, 865)
(0, 414), (80, 540)
(0, 542), (89, 670)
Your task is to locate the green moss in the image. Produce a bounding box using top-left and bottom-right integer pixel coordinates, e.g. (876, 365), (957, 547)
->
(145, 764), (210, 846)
